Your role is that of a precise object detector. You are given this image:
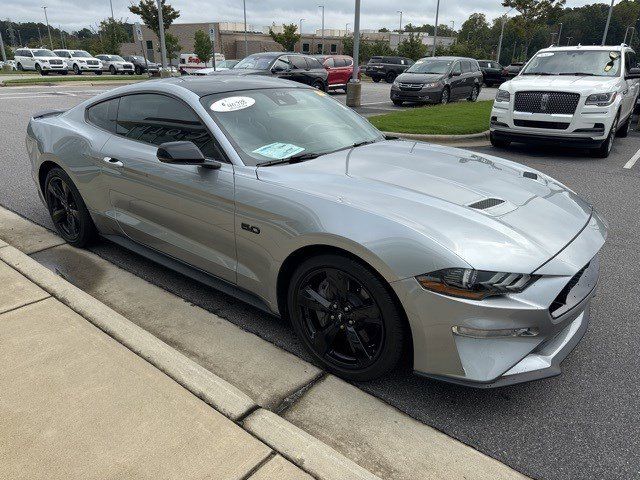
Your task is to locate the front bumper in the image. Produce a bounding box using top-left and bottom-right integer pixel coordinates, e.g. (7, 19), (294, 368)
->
(41, 64), (66, 71)
(490, 97), (617, 147)
(76, 63), (102, 71)
(390, 86), (442, 103)
(392, 210), (607, 388)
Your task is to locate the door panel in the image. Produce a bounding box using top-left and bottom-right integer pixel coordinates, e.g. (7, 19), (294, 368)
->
(101, 136), (237, 283)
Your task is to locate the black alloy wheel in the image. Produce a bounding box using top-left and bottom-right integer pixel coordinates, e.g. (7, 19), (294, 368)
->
(288, 255), (405, 381)
(313, 79), (326, 91)
(441, 87), (450, 104)
(591, 113), (619, 158)
(468, 85), (479, 102)
(44, 168), (96, 247)
(385, 71), (396, 83)
(135, 65), (142, 75)
(73, 64), (81, 75)
(109, 65), (117, 75)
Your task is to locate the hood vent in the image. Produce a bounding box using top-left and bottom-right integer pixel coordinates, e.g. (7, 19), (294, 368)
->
(468, 198), (505, 210)
(523, 171), (538, 180)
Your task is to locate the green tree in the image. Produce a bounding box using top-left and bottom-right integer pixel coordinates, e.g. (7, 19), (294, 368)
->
(502, 0), (565, 57)
(193, 29), (213, 66)
(163, 32), (181, 62)
(129, 0), (180, 39)
(397, 31), (427, 60)
(99, 18), (130, 55)
(269, 24), (301, 51)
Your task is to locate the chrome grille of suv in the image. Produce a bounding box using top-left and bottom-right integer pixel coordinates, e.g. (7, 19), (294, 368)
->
(398, 83), (423, 91)
(514, 91), (580, 115)
(87, 60), (99, 65)
(49, 59), (63, 65)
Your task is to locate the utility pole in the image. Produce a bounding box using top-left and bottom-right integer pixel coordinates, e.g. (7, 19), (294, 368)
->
(432, 0), (440, 56)
(397, 11), (403, 33)
(318, 5), (325, 54)
(345, 23), (349, 35)
(37, 25), (43, 45)
(346, 0), (361, 107)
(42, 6), (53, 50)
(243, 0), (248, 57)
(497, 15), (507, 62)
(557, 22), (563, 45)
(624, 26), (635, 44)
(566, 36), (573, 45)
(156, 0), (168, 68)
(60, 27), (65, 49)
(299, 18), (305, 53)
(109, 0), (116, 50)
(602, 0), (614, 46)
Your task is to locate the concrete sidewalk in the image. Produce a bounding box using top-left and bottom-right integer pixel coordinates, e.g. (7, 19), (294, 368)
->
(0, 240), (310, 480)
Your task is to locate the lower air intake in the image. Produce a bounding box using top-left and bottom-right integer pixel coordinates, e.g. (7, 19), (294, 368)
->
(469, 198), (505, 210)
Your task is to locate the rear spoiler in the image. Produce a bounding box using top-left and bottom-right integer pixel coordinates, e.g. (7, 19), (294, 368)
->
(32, 109), (66, 120)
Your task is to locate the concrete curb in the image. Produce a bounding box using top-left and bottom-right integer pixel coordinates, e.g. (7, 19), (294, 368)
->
(384, 129), (491, 145)
(0, 244), (255, 421)
(0, 80), (146, 88)
(244, 409), (381, 480)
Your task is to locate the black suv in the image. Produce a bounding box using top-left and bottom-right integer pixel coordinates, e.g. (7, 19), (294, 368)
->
(478, 60), (507, 87)
(215, 52), (328, 90)
(390, 56), (483, 106)
(122, 55), (160, 75)
(365, 56), (414, 83)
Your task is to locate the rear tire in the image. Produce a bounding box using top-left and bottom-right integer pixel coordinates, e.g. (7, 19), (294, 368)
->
(287, 254), (406, 381)
(490, 131), (511, 148)
(313, 79), (326, 91)
(44, 167), (98, 247)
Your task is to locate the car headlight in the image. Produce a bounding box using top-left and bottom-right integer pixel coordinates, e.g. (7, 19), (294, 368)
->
(422, 82), (441, 89)
(392, 79), (400, 87)
(78, 59), (86, 63)
(495, 89), (510, 102)
(585, 92), (617, 106)
(416, 268), (539, 300)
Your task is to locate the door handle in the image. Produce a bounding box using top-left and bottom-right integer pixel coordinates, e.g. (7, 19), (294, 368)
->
(103, 156), (123, 167)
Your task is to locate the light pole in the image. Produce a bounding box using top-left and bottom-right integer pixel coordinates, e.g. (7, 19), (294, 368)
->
(156, 0), (168, 69)
(496, 8), (514, 64)
(566, 36), (573, 46)
(345, 23), (350, 35)
(318, 5), (325, 54)
(243, 0), (248, 57)
(346, 0), (361, 107)
(60, 27), (65, 49)
(109, 0), (116, 50)
(557, 22), (563, 45)
(42, 6), (53, 50)
(397, 11), (403, 33)
(299, 18), (305, 52)
(432, 0), (440, 56)
(602, 0), (615, 46)
(624, 26), (635, 44)
(0, 32), (6, 63)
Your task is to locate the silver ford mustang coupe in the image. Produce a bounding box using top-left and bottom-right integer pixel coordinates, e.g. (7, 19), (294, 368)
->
(26, 76), (607, 386)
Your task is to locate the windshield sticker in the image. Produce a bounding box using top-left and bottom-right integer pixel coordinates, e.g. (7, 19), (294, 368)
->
(609, 51), (620, 60)
(253, 143), (305, 159)
(537, 52), (554, 57)
(210, 96), (256, 112)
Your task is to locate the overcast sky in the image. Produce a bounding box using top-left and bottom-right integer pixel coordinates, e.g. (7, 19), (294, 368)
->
(10, 0), (598, 33)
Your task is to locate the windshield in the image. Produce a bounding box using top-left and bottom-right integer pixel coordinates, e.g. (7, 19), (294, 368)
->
(406, 58), (453, 74)
(217, 60), (236, 68)
(234, 55), (275, 70)
(521, 50), (621, 77)
(201, 88), (383, 166)
(72, 50), (93, 58)
(108, 55), (125, 61)
(33, 49), (55, 57)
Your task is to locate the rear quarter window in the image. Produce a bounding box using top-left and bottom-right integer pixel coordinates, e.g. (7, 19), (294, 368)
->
(86, 97), (120, 133)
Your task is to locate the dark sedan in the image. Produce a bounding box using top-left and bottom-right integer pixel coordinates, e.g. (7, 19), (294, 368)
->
(216, 52), (328, 90)
(390, 56), (483, 106)
(478, 60), (507, 87)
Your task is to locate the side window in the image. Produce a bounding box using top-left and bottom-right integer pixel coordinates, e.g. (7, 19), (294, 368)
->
(272, 57), (290, 70)
(625, 52), (636, 73)
(116, 94), (222, 160)
(334, 58), (346, 67)
(25, 50), (33, 58)
(305, 57), (324, 69)
(452, 62), (462, 75)
(87, 97), (120, 133)
(289, 55), (308, 70)
(324, 57), (335, 68)
(462, 61), (472, 73)
(15, 50), (23, 56)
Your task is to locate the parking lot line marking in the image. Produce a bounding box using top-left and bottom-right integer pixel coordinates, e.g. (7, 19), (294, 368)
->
(624, 149), (640, 169)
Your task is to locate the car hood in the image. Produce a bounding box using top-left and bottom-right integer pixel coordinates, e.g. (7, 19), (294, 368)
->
(256, 140), (593, 273)
(211, 68), (267, 76)
(396, 73), (445, 83)
(506, 74), (617, 92)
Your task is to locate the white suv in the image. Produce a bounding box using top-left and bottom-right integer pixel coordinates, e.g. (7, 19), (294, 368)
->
(53, 49), (103, 75)
(14, 48), (68, 75)
(490, 45), (640, 157)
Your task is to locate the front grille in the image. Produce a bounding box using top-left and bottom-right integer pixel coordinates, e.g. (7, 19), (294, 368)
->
(514, 119), (570, 130)
(123, 64), (132, 69)
(468, 198), (505, 210)
(398, 83), (423, 91)
(49, 59), (62, 65)
(87, 60), (99, 65)
(514, 91), (580, 115)
(549, 255), (599, 318)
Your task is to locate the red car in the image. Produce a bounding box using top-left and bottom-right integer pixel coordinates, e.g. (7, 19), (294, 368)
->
(315, 55), (360, 92)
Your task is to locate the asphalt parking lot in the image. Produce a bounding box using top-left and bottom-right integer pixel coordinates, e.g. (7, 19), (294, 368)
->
(1, 82), (638, 480)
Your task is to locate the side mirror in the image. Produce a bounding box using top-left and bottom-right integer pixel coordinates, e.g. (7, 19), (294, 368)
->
(626, 67), (640, 79)
(157, 141), (220, 169)
(272, 64), (288, 73)
(450, 71), (461, 77)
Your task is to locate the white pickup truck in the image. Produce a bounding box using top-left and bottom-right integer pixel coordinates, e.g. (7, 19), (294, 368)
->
(490, 44), (640, 158)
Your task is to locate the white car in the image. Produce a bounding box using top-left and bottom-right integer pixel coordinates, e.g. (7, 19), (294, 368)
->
(95, 54), (134, 75)
(53, 49), (103, 75)
(490, 45), (640, 157)
(13, 48), (68, 75)
(193, 59), (240, 75)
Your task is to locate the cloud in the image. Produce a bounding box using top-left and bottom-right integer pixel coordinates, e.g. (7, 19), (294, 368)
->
(10, 0), (597, 33)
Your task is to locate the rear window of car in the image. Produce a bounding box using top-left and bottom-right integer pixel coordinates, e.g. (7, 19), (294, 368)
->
(289, 55), (308, 70)
(478, 61), (489, 67)
(461, 61), (472, 73)
(86, 97), (120, 133)
(368, 57), (382, 64)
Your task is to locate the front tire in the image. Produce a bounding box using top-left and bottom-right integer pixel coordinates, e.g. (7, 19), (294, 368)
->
(617, 113), (633, 138)
(135, 65), (142, 75)
(468, 85), (479, 102)
(17, 62), (23, 71)
(591, 113), (619, 158)
(372, 76), (381, 83)
(73, 64), (81, 75)
(440, 87), (450, 104)
(95, 70), (102, 75)
(392, 99), (404, 106)
(109, 65), (116, 75)
(490, 131), (511, 148)
(44, 168), (97, 247)
(287, 254), (406, 381)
